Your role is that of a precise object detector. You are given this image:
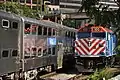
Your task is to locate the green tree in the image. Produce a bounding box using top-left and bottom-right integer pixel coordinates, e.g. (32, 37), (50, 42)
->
(0, 1), (48, 19)
(79, 0), (120, 51)
(79, 0), (120, 30)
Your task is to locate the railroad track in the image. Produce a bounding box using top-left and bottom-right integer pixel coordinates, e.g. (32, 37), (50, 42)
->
(39, 72), (89, 80)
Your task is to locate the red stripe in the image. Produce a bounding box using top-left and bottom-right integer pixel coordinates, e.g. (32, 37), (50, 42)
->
(90, 39), (102, 51)
(75, 47), (82, 55)
(83, 39), (89, 44)
(78, 45), (88, 55)
(79, 39), (89, 52)
(91, 41), (105, 55)
(75, 40), (87, 55)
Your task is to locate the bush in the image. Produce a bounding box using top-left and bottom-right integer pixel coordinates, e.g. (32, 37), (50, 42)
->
(88, 68), (114, 80)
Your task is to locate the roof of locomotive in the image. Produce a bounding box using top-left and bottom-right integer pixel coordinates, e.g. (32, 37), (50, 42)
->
(78, 24), (113, 33)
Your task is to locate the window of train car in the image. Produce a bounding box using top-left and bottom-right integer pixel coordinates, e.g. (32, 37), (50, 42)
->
(71, 32), (73, 38)
(2, 50), (9, 58)
(38, 48), (42, 57)
(65, 31), (68, 37)
(31, 25), (38, 35)
(53, 29), (56, 35)
(68, 31), (71, 37)
(2, 19), (9, 28)
(48, 28), (52, 36)
(24, 23), (31, 34)
(12, 22), (18, 29)
(31, 47), (37, 57)
(12, 50), (18, 57)
(64, 46), (67, 53)
(72, 32), (75, 38)
(24, 50), (30, 58)
(38, 26), (42, 35)
(43, 49), (47, 56)
(43, 27), (47, 35)
(48, 48), (51, 55)
(73, 32), (76, 40)
(52, 47), (55, 55)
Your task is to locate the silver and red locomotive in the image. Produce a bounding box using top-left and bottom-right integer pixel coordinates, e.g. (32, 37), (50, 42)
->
(75, 24), (117, 72)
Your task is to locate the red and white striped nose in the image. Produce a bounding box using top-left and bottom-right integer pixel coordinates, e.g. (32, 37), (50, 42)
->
(75, 38), (106, 56)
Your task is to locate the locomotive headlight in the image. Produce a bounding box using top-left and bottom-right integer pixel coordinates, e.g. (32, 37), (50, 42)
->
(99, 44), (103, 47)
(88, 41), (91, 47)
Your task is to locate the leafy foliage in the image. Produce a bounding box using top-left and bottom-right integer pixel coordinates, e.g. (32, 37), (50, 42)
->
(89, 68), (114, 80)
(79, 0), (120, 31)
(0, 2), (48, 19)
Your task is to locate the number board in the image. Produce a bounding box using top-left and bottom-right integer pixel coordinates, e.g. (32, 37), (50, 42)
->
(92, 27), (101, 32)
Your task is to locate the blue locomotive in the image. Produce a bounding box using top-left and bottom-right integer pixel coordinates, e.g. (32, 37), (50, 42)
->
(75, 24), (117, 71)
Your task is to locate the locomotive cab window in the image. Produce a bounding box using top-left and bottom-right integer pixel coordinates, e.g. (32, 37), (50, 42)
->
(12, 50), (18, 57)
(12, 22), (18, 29)
(92, 33), (106, 38)
(78, 32), (90, 38)
(2, 50), (9, 58)
(24, 23), (31, 34)
(2, 19), (9, 28)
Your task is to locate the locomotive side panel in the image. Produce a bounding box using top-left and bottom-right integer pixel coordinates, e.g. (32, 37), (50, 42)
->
(0, 15), (20, 75)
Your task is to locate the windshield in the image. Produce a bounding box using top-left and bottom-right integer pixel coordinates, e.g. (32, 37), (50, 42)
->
(92, 33), (106, 38)
(77, 32), (91, 38)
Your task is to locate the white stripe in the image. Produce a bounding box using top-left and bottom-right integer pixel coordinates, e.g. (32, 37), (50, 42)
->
(90, 38), (94, 42)
(90, 40), (105, 54)
(77, 40), (89, 55)
(94, 47), (105, 55)
(81, 39), (91, 55)
(81, 39), (88, 48)
(89, 39), (100, 49)
(91, 40), (105, 55)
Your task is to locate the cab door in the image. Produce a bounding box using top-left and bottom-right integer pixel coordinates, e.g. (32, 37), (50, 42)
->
(57, 43), (64, 69)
